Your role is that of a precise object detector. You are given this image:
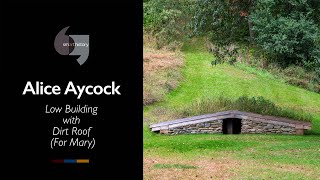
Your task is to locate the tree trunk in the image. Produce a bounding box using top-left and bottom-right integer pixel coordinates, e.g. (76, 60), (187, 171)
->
(248, 0), (254, 43)
(248, 18), (254, 43)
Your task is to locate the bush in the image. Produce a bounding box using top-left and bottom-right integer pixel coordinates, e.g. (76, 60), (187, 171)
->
(270, 65), (320, 93)
(282, 66), (306, 79)
(228, 57), (237, 65)
(316, 85), (320, 93)
(250, 0), (320, 67)
(191, 0), (250, 46)
(286, 78), (309, 90)
(143, 0), (194, 49)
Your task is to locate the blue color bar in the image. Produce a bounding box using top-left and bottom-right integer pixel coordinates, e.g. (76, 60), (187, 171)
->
(64, 159), (77, 163)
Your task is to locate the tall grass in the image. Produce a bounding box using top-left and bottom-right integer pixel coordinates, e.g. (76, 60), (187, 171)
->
(143, 47), (184, 105)
(178, 96), (312, 122)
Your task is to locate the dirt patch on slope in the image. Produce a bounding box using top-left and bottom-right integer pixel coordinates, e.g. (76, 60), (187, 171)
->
(143, 48), (184, 105)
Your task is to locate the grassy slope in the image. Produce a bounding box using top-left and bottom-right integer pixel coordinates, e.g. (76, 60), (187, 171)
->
(144, 40), (320, 179)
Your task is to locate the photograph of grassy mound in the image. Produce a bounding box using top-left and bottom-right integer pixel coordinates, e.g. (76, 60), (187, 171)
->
(143, 0), (320, 179)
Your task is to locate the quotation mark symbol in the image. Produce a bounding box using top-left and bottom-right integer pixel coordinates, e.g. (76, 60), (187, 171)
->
(54, 26), (89, 65)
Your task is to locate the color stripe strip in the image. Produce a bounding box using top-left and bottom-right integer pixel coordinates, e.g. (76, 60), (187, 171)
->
(77, 159), (89, 163)
(51, 159), (64, 163)
(51, 159), (90, 164)
(64, 159), (77, 163)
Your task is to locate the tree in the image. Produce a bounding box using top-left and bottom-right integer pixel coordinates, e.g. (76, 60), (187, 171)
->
(191, 0), (319, 68)
(143, 0), (195, 48)
(192, 0), (254, 45)
(250, 0), (320, 67)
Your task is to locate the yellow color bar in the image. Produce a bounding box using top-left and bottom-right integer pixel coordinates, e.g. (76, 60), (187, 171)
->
(76, 159), (89, 163)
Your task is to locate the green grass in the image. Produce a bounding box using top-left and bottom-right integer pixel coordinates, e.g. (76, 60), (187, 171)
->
(145, 39), (320, 127)
(144, 127), (320, 164)
(144, 39), (320, 178)
(144, 126), (320, 178)
(178, 96), (313, 122)
(235, 62), (279, 80)
(154, 41), (320, 114)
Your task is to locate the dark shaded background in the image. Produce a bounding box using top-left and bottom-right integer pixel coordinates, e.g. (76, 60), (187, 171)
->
(0, 2), (142, 179)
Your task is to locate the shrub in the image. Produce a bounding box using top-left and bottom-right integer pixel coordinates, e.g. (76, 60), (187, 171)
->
(272, 65), (320, 93)
(316, 85), (320, 93)
(191, 0), (251, 46)
(143, 0), (194, 49)
(286, 78), (309, 90)
(250, 0), (320, 67)
(228, 57), (237, 65)
(282, 66), (306, 79)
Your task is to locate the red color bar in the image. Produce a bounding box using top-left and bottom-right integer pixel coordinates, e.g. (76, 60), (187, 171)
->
(51, 159), (64, 163)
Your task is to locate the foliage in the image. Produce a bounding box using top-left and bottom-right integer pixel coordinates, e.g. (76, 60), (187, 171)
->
(191, 0), (252, 46)
(206, 42), (239, 65)
(143, 0), (195, 49)
(281, 66), (320, 92)
(190, 0), (320, 70)
(250, 0), (320, 67)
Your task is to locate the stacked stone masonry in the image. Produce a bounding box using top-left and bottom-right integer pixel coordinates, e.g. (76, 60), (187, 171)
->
(169, 120), (223, 135)
(151, 111), (311, 135)
(241, 119), (296, 134)
(167, 119), (297, 135)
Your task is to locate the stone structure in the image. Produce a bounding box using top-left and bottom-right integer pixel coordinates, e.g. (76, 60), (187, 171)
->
(150, 110), (311, 135)
(241, 119), (296, 134)
(168, 120), (223, 135)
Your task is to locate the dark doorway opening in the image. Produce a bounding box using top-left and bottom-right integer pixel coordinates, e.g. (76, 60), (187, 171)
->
(222, 118), (242, 134)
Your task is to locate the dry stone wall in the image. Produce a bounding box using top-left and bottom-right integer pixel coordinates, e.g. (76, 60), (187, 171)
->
(168, 120), (223, 135)
(167, 119), (297, 135)
(241, 119), (296, 134)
